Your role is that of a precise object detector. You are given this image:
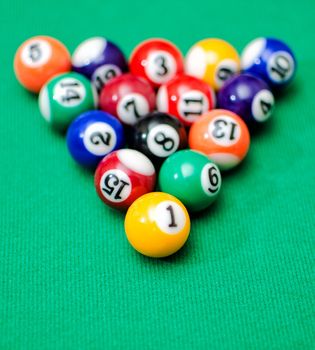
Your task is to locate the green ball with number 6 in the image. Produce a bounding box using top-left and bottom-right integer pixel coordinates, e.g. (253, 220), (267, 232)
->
(38, 72), (98, 131)
(159, 149), (222, 212)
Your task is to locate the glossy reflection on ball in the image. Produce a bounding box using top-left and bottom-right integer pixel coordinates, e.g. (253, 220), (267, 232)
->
(94, 149), (156, 210)
(72, 37), (128, 94)
(125, 192), (190, 258)
(218, 74), (275, 128)
(241, 37), (297, 90)
(14, 36), (71, 93)
(159, 150), (222, 212)
(189, 109), (250, 170)
(185, 38), (241, 91)
(99, 73), (156, 126)
(156, 74), (216, 126)
(128, 112), (187, 166)
(66, 110), (125, 168)
(129, 39), (184, 88)
(38, 72), (97, 131)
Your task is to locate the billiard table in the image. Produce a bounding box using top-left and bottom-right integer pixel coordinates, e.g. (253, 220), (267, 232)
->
(1, 0), (314, 348)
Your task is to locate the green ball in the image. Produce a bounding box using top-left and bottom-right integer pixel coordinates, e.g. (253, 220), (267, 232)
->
(159, 150), (222, 212)
(38, 72), (97, 131)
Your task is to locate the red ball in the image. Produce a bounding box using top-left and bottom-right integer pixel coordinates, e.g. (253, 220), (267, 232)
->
(129, 39), (184, 89)
(94, 149), (156, 210)
(99, 73), (156, 126)
(156, 75), (216, 127)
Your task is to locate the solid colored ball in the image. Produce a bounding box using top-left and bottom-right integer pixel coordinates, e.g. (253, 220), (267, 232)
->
(94, 149), (156, 210)
(129, 39), (184, 88)
(14, 36), (71, 93)
(159, 150), (221, 212)
(128, 112), (187, 166)
(124, 192), (190, 258)
(156, 74), (216, 126)
(185, 38), (241, 91)
(99, 73), (156, 126)
(66, 110), (125, 168)
(218, 74), (275, 128)
(189, 109), (250, 170)
(72, 37), (128, 94)
(241, 37), (297, 89)
(38, 72), (97, 131)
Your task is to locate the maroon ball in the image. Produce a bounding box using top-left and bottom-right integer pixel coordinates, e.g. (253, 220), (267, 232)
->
(99, 73), (156, 126)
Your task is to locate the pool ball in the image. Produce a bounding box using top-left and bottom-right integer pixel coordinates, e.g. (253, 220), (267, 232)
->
(72, 37), (128, 94)
(99, 74), (155, 126)
(14, 36), (71, 93)
(66, 110), (125, 168)
(159, 150), (221, 212)
(124, 192), (190, 258)
(218, 74), (275, 128)
(156, 74), (216, 127)
(94, 149), (156, 210)
(185, 38), (241, 91)
(129, 39), (184, 88)
(241, 37), (297, 89)
(189, 109), (250, 170)
(38, 72), (97, 131)
(128, 112), (187, 166)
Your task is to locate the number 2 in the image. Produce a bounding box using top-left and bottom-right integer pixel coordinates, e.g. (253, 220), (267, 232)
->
(90, 131), (111, 146)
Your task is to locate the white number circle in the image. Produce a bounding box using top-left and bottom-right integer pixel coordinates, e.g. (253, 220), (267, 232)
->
(267, 51), (295, 83)
(116, 93), (150, 125)
(147, 124), (180, 157)
(53, 78), (86, 107)
(83, 122), (116, 156)
(177, 90), (209, 123)
(100, 169), (131, 203)
(251, 89), (275, 122)
(91, 64), (122, 93)
(214, 59), (239, 88)
(209, 115), (241, 146)
(21, 39), (52, 67)
(154, 200), (186, 235)
(145, 51), (177, 84)
(201, 163), (221, 196)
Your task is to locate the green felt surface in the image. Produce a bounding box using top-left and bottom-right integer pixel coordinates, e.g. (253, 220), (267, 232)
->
(1, 0), (315, 348)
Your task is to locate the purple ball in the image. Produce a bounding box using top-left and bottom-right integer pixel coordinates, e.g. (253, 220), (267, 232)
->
(218, 74), (275, 127)
(72, 37), (128, 94)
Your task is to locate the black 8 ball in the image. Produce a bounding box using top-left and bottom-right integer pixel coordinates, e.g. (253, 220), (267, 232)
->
(128, 112), (187, 165)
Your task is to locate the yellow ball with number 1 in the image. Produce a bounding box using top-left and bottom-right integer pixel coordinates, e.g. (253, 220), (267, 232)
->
(185, 38), (241, 91)
(124, 192), (190, 258)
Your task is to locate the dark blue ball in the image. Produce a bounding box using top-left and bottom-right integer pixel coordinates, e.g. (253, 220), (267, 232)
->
(218, 74), (275, 128)
(241, 37), (296, 90)
(66, 110), (125, 168)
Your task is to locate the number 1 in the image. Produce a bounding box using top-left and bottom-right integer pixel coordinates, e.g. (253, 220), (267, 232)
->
(166, 205), (177, 227)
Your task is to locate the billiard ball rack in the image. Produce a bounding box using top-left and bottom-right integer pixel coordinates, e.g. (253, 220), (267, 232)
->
(14, 36), (296, 258)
